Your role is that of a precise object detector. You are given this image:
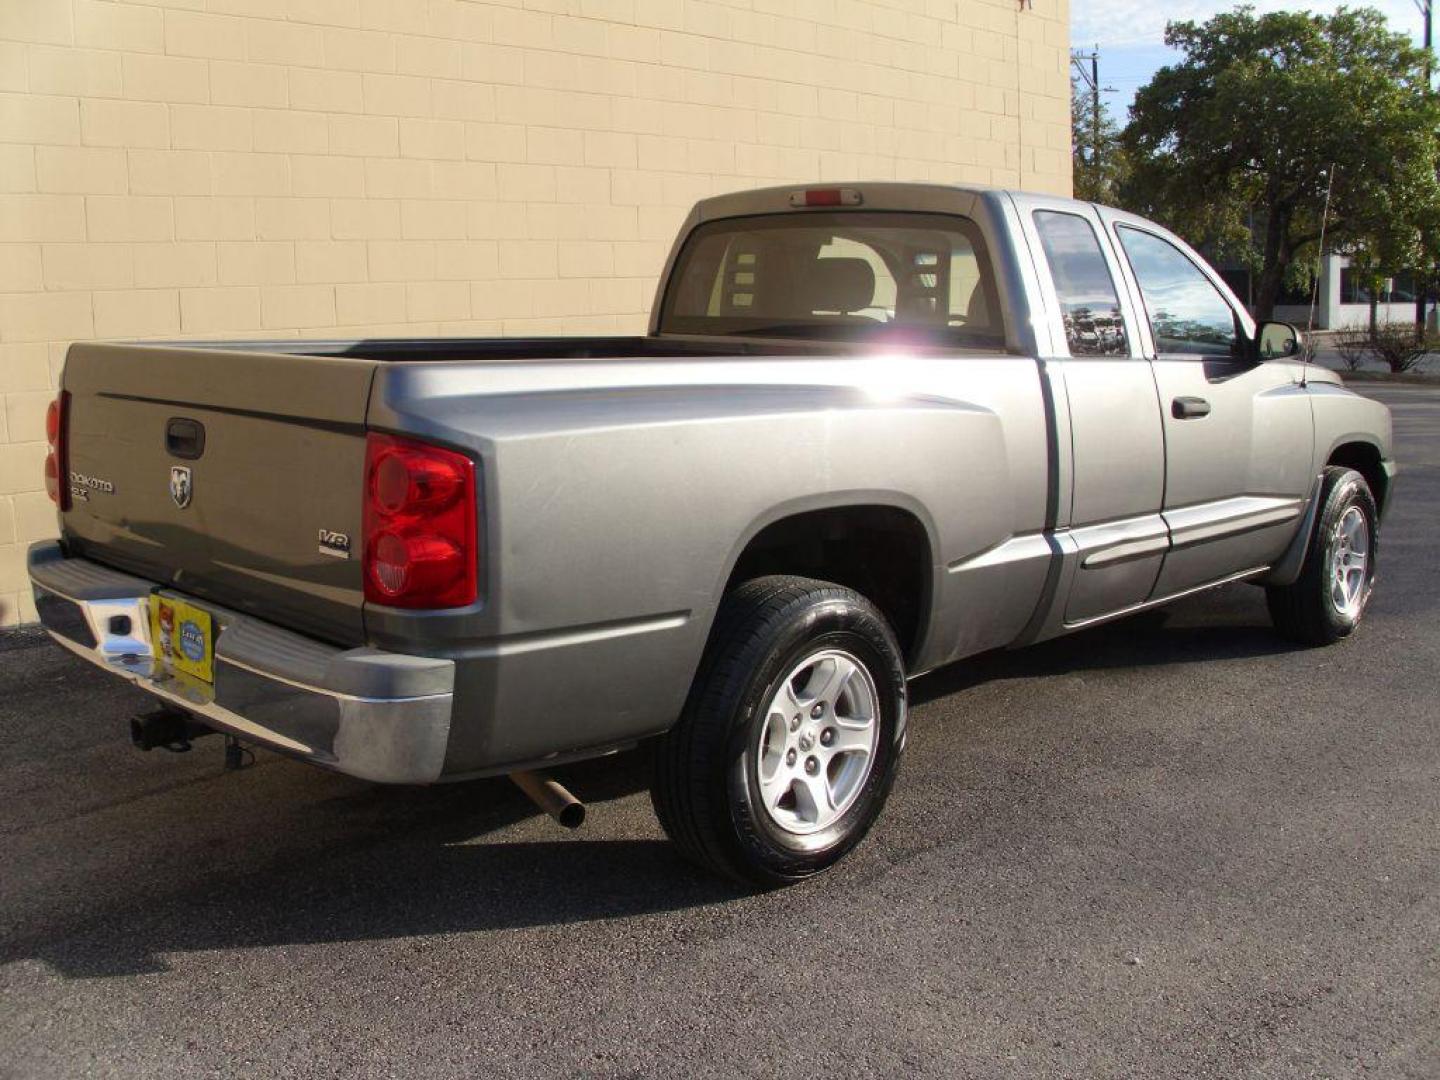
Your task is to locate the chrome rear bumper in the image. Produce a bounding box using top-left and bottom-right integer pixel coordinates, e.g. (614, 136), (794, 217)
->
(27, 541), (455, 784)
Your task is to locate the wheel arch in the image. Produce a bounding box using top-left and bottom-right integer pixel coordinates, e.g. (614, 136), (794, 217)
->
(709, 494), (939, 669)
(1326, 439), (1389, 517)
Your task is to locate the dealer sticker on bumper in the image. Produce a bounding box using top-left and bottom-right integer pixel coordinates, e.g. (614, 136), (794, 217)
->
(148, 596), (215, 684)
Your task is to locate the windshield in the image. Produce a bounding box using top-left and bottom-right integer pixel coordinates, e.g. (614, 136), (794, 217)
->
(658, 211), (1006, 348)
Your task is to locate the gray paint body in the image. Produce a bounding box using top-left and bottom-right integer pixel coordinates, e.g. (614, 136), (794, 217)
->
(34, 184), (1395, 782)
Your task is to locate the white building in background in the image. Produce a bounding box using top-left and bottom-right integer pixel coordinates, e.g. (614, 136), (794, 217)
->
(1265, 254), (1431, 331)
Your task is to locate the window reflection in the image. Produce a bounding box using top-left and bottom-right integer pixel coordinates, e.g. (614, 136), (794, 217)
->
(1119, 228), (1239, 356)
(1034, 211), (1128, 356)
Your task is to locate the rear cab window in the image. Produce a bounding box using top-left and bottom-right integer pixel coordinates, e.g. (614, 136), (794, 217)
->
(658, 212), (1005, 349)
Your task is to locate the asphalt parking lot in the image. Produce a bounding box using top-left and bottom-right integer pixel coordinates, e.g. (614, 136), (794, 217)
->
(1, 384), (1436, 1079)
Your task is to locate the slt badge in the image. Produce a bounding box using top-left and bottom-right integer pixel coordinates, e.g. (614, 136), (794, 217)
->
(169, 465), (193, 509)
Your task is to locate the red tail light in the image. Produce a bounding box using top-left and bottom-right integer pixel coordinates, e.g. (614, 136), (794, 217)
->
(788, 188), (863, 208)
(45, 391), (70, 512)
(363, 433), (478, 609)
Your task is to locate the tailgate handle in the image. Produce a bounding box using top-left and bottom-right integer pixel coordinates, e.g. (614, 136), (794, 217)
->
(165, 417), (206, 459)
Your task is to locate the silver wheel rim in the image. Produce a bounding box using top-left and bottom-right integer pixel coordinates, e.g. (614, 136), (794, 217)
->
(754, 649), (880, 836)
(1329, 505), (1371, 620)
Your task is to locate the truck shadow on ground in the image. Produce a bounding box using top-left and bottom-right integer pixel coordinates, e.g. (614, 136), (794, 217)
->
(1, 583), (1295, 980)
(1, 750), (745, 979)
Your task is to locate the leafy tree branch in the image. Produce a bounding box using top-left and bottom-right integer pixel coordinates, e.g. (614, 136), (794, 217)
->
(1118, 5), (1440, 321)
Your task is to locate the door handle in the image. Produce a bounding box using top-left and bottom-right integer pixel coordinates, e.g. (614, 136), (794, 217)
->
(1172, 396), (1211, 420)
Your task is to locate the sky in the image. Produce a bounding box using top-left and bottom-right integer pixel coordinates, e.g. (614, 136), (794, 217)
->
(1069, 0), (1431, 119)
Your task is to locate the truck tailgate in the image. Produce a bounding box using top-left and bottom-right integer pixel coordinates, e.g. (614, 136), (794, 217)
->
(60, 342), (377, 646)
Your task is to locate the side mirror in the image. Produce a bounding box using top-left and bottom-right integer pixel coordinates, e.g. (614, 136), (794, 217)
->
(1256, 321), (1302, 360)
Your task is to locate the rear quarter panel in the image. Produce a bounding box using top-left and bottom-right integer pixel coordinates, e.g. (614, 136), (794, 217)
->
(366, 353), (1051, 774)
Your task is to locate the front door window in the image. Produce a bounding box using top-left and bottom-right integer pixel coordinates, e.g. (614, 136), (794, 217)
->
(1118, 227), (1239, 357)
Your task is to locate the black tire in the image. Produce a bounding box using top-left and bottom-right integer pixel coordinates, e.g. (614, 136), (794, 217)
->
(1266, 467), (1379, 646)
(652, 575), (907, 887)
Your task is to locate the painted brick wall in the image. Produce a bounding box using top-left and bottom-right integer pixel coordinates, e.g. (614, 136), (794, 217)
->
(0, 0), (1071, 626)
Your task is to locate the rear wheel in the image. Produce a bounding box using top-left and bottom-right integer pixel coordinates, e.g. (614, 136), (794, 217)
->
(1266, 467), (1378, 646)
(652, 576), (907, 887)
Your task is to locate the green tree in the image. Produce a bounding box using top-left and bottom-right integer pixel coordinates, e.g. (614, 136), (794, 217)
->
(1121, 5), (1440, 320)
(1071, 74), (1127, 204)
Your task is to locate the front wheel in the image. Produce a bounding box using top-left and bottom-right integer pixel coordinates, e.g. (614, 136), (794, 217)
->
(651, 576), (907, 887)
(1266, 467), (1379, 646)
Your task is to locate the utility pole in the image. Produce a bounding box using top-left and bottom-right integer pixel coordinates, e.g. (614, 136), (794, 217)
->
(1089, 49), (1099, 166)
(1420, 0), (1433, 82)
(1070, 47), (1113, 165)
(1416, 0), (1433, 332)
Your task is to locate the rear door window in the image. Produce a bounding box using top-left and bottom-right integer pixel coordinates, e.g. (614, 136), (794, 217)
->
(1033, 210), (1129, 357)
(659, 212), (1005, 348)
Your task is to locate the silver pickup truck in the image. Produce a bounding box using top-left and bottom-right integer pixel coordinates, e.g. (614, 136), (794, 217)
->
(29, 183), (1394, 886)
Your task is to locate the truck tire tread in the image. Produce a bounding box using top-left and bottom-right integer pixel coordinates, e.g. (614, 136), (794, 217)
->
(1266, 466), (1378, 646)
(652, 574), (905, 886)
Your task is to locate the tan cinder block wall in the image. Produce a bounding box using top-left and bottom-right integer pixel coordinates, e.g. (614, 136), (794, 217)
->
(0, 0), (1071, 626)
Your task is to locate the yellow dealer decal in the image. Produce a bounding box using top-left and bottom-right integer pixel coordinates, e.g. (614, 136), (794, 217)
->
(149, 596), (215, 684)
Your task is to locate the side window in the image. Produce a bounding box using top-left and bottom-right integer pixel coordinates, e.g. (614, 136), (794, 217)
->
(1033, 211), (1129, 357)
(1118, 227), (1240, 357)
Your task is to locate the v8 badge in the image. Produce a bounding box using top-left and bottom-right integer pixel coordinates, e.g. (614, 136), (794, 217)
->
(318, 528), (351, 559)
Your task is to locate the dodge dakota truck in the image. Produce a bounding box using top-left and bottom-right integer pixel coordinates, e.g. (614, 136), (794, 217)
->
(29, 183), (1395, 886)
